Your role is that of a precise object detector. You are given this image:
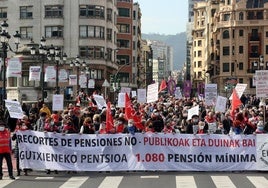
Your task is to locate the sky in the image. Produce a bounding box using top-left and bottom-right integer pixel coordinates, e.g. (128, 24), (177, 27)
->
(136, 0), (188, 35)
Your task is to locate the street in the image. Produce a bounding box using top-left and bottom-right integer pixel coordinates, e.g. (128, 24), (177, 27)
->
(0, 171), (268, 188)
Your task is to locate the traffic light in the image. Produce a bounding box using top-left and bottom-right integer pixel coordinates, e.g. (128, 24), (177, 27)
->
(110, 75), (114, 85)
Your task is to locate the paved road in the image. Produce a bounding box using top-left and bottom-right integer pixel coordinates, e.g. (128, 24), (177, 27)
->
(0, 171), (268, 188)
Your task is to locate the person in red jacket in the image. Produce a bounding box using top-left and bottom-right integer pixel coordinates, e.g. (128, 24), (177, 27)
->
(0, 118), (15, 180)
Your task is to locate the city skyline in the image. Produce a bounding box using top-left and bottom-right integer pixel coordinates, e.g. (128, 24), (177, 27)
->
(137, 0), (188, 35)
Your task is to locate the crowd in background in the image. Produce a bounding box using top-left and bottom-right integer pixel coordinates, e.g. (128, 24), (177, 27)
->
(1, 93), (268, 176)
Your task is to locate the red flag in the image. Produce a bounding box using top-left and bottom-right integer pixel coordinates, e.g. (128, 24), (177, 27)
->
(231, 89), (242, 117)
(105, 102), (114, 132)
(159, 79), (167, 92)
(125, 93), (132, 120)
(124, 93), (144, 130)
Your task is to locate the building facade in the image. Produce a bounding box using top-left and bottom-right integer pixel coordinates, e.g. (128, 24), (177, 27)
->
(192, 0), (268, 96)
(0, 0), (118, 102)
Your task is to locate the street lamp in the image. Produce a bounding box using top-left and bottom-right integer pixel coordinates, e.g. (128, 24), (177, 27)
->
(47, 45), (67, 94)
(70, 56), (84, 97)
(0, 20), (21, 108)
(30, 37), (47, 102)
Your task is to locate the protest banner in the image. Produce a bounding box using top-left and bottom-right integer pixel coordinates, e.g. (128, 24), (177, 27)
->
(93, 95), (107, 110)
(69, 75), (77, 86)
(147, 83), (158, 103)
(215, 96), (227, 113)
(205, 84), (217, 106)
(137, 89), (146, 103)
(17, 131), (259, 171)
(44, 66), (56, 82)
(187, 105), (199, 120)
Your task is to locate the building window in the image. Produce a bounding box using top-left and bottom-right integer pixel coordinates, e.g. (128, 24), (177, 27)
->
(0, 7), (7, 18)
(239, 29), (244, 36)
(8, 78), (17, 87)
(223, 14), (230, 21)
(222, 63), (230, 72)
(79, 25), (105, 39)
(223, 46), (230, 56)
(266, 45), (268, 54)
(256, 11), (263, 19)
(198, 51), (202, 57)
(20, 27), (33, 39)
(117, 72), (129, 83)
(247, 11), (254, 20)
(117, 39), (130, 48)
(45, 26), (63, 38)
(118, 23), (130, 33)
(198, 61), (202, 68)
(238, 62), (243, 70)
(239, 78), (243, 83)
(222, 30), (229, 39)
(106, 28), (112, 41)
(133, 10), (136, 20)
(198, 40), (202, 46)
(45, 5), (63, 18)
(79, 5), (105, 19)
(20, 6), (33, 19)
(22, 74), (34, 87)
(133, 26), (136, 35)
(239, 46), (243, 54)
(79, 46), (105, 59)
(239, 12), (244, 20)
(117, 55), (130, 65)
(118, 8), (130, 17)
(107, 8), (112, 21)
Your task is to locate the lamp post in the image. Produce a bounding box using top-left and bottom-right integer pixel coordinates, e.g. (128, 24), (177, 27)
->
(47, 45), (67, 94)
(30, 37), (47, 102)
(70, 56), (83, 97)
(0, 20), (21, 109)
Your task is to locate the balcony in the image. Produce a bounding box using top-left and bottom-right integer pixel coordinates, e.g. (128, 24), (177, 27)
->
(249, 53), (260, 58)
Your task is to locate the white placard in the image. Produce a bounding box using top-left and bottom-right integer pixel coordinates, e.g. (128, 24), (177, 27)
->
(59, 69), (68, 82)
(187, 105), (199, 120)
(6, 57), (22, 78)
(147, 83), (158, 103)
(69, 75), (77, 86)
(93, 95), (107, 110)
(117, 92), (126, 108)
(29, 66), (41, 81)
(205, 84), (217, 106)
(44, 66), (56, 82)
(255, 70), (268, 98)
(137, 89), (146, 103)
(229, 83), (247, 100)
(215, 96), (227, 113)
(5, 100), (24, 119)
(52, 95), (64, 111)
(175, 87), (182, 99)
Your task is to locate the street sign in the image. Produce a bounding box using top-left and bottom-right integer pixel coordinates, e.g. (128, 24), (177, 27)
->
(102, 79), (110, 87)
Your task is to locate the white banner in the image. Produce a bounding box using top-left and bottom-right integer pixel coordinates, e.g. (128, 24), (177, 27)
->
(256, 134), (268, 171)
(69, 75), (77, 86)
(29, 66), (41, 81)
(44, 66), (56, 82)
(17, 131), (259, 171)
(59, 69), (68, 83)
(6, 57), (22, 77)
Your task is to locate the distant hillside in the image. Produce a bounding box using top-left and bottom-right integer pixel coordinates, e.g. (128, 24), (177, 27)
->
(142, 32), (186, 70)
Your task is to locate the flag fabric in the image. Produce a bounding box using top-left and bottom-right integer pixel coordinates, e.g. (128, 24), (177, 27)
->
(105, 102), (114, 132)
(230, 88), (242, 117)
(125, 93), (132, 120)
(124, 93), (144, 130)
(159, 79), (167, 92)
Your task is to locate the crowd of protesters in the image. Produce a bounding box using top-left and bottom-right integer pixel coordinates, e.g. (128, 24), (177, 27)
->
(1, 92), (268, 177)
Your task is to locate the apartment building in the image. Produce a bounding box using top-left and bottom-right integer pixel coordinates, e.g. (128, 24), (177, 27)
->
(0, 0), (118, 102)
(192, 0), (268, 96)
